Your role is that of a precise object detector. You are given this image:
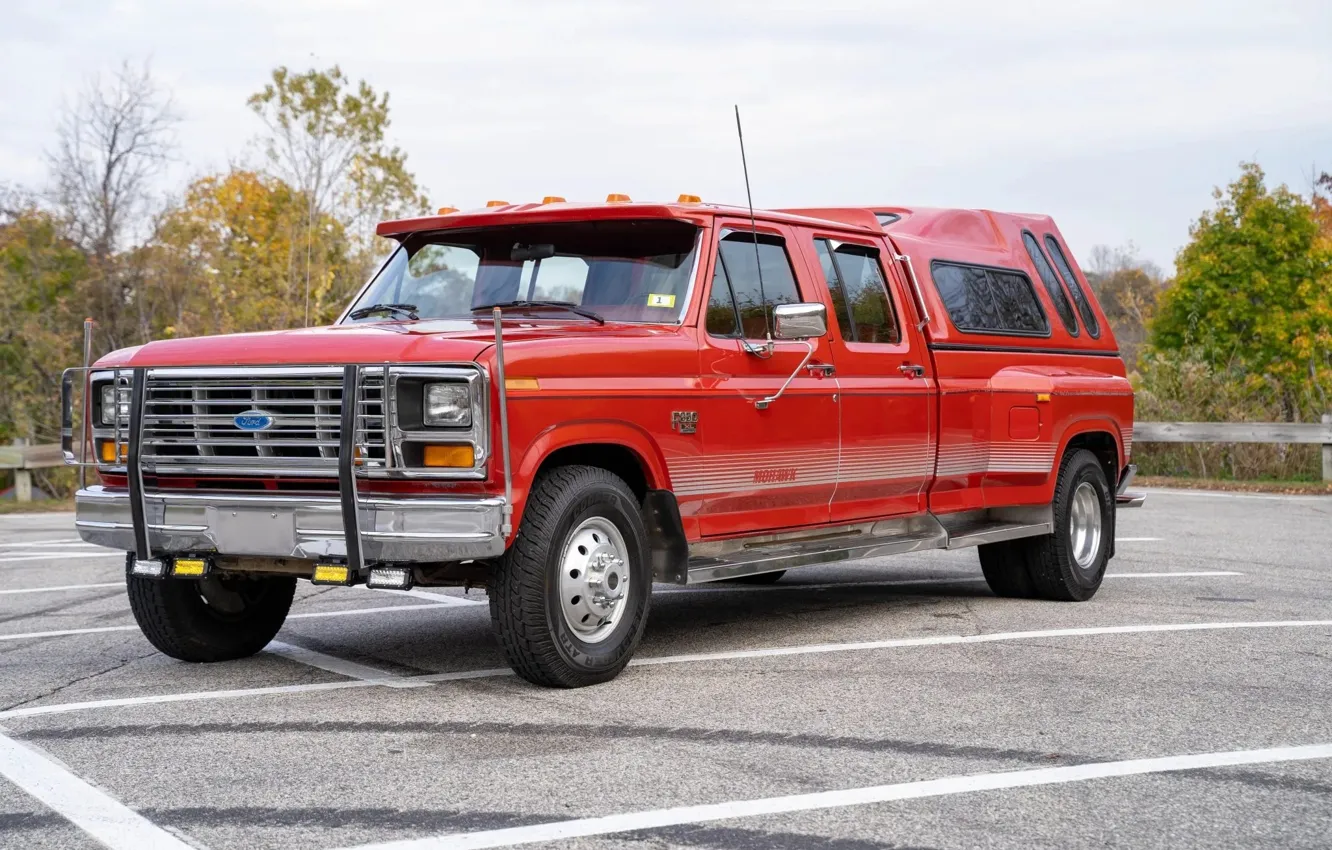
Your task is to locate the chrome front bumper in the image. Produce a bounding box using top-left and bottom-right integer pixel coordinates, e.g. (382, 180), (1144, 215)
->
(75, 486), (506, 562)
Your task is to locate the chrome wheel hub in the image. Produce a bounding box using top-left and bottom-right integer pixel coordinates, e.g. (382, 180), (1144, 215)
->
(558, 517), (630, 643)
(1069, 481), (1103, 571)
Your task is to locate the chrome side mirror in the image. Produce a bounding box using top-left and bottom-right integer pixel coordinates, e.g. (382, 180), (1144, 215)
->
(772, 303), (827, 340)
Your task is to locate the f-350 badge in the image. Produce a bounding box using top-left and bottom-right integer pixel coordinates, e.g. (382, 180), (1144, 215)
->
(671, 411), (698, 434)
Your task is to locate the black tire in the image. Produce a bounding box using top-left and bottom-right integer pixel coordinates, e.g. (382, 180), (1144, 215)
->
(489, 465), (652, 687)
(978, 542), (1036, 598)
(723, 570), (786, 585)
(126, 568), (296, 662)
(1024, 449), (1113, 601)
(978, 449), (1112, 602)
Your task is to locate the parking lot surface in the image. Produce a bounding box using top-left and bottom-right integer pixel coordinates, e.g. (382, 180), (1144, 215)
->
(1, 488), (1330, 850)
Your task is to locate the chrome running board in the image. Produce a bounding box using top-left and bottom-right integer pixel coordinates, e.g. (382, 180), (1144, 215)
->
(684, 506), (1052, 584)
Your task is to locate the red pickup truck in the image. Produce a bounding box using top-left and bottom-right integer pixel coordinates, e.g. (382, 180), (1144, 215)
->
(63, 197), (1141, 687)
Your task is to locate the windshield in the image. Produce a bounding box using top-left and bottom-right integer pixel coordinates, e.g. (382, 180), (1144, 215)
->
(344, 220), (700, 324)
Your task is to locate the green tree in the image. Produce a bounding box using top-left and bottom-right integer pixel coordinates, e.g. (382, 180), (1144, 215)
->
(0, 207), (89, 447)
(247, 65), (428, 322)
(1149, 163), (1332, 420)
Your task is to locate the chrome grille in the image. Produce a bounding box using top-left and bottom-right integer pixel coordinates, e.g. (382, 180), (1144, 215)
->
(136, 368), (385, 475)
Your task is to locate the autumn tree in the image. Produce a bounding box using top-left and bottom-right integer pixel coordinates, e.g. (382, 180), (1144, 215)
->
(153, 170), (352, 335)
(1084, 243), (1169, 369)
(247, 66), (428, 322)
(1149, 163), (1332, 421)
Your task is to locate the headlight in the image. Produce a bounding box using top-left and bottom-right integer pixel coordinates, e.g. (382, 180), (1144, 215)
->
(99, 385), (120, 426)
(423, 383), (471, 427)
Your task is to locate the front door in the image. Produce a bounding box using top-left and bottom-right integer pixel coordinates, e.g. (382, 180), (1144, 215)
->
(685, 222), (839, 537)
(801, 235), (935, 522)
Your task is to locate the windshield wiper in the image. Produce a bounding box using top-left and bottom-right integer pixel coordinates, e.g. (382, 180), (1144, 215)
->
(348, 303), (419, 321)
(473, 300), (605, 325)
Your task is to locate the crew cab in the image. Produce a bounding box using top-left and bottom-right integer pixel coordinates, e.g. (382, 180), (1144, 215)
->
(62, 196), (1142, 687)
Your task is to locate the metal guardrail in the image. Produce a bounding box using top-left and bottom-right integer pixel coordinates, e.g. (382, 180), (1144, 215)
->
(0, 441), (66, 502)
(1136, 414), (1332, 481)
(8, 415), (1332, 502)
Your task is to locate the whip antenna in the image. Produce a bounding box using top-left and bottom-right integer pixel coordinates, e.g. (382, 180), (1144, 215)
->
(735, 105), (771, 344)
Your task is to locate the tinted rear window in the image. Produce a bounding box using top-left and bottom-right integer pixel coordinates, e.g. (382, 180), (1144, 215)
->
(1044, 236), (1100, 338)
(1022, 232), (1078, 335)
(931, 261), (1048, 336)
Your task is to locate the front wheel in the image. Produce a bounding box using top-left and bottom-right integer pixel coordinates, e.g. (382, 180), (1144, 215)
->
(489, 465), (652, 687)
(127, 569), (296, 662)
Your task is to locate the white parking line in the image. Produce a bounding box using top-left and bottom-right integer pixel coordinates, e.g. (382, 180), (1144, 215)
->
(0, 726), (193, 849)
(334, 743), (1332, 850)
(0, 601), (467, 643)
(1147, 488), (1331, 502)
(0, 539), (93, 549)
(360, 586), (487, 606)
(2, 618), (1328, 720)
(0, 552), (120, 564)
(628, 619), (1332, 667)
(0, 582), (123, 596)
(266, 641), (431, 689)
(1116, 537), (1161, 542)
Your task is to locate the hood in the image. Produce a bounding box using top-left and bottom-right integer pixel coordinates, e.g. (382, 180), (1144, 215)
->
(92, 319), (671, 368)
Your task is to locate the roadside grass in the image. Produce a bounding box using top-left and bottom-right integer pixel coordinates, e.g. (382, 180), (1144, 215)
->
(1139, 475), (1332, 495)
(0, 499), (76, 515)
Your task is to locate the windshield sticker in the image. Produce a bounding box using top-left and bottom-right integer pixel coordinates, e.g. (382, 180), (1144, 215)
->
(647, 294), (676, 308)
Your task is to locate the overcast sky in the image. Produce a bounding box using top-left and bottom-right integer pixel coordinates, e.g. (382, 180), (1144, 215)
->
(3, 0), (1330, 272)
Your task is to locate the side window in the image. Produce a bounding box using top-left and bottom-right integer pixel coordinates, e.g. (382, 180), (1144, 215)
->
(706, 231), (800, 338)
(931, 261), (1048, 336)
(1044, 236), (1100, 338)
(813, 239), (901, 344)
(1022, 232), (1078, 336)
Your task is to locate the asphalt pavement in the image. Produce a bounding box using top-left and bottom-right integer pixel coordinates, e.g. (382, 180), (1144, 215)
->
(0, 488), (1330, 850)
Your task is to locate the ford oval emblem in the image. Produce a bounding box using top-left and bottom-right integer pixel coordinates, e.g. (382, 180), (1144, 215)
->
(233, 409), (275, 432)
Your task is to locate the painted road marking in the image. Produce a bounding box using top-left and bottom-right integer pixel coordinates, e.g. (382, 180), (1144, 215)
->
(2, 618), (1328, 720)
(0, 726), (193, 850)
(628, 619), (1332, 667)
(0, 552), (120, 564)
(1115, 537), (1162, 541)
(333, 743), (1332, 850)
(266, 640), (430, 689)
(1146, 488), (1331, 502)
(0, 601), (467, 643)
(0, 539), (93, 548)
(0, 582), (123, 596)
(359, 586), (487, 606)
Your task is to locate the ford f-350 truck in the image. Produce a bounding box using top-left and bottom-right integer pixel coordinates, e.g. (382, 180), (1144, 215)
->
(63, 197), (1143, 687)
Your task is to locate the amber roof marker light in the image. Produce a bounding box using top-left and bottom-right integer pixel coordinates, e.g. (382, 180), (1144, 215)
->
(436, 206), (458, 215)
(605, 193), (632, 203)
(678, 194), (702, 204)
(486, 200), (510, 207)
(541, 196), (566, 204)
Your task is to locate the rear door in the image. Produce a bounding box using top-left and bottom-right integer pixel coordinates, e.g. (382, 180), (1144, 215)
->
(799, 233), (935, 522)
(686, 222), (839, 537)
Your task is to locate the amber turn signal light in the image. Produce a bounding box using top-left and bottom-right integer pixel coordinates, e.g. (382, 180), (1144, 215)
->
(423, 444), (476, 468)
(99, 441), (126, 463)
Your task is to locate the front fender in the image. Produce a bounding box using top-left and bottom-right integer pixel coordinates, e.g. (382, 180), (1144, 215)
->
(507, 419), (671, 534)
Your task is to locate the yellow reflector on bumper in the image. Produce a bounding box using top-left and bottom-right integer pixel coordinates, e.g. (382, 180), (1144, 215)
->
(171, 558), (207, 577)
(423, 444), (476, 468)
(312, 564), (351, 585)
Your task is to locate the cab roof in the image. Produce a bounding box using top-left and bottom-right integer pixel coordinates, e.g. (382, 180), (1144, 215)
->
(374, 200), (1056, 249)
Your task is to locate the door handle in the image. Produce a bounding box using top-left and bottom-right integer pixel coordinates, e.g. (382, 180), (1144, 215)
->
(898, 364), (925, 378)
(805, 362), (835, 378)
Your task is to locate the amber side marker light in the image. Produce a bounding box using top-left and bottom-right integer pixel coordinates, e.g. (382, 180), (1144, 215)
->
(171, 557), (208, 578)
(312, 564), (353, 586)
(1035, 393), (1052, 403)
(423, 444), (476, 468)
(504, 377), (540, 391)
